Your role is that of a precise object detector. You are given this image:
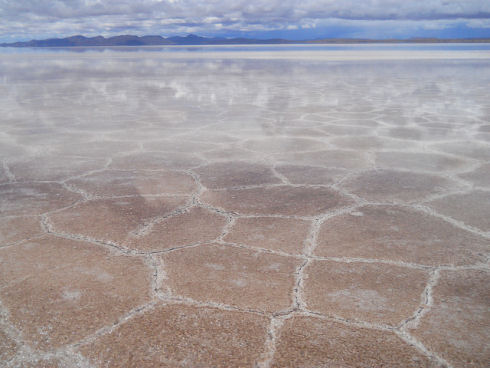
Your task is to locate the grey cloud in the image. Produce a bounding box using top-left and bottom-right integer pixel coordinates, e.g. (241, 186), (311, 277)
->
(0, 0), (489, 40)
(2, 1), (489, 20)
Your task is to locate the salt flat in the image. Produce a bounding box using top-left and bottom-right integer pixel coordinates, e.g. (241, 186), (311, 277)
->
(0, 46), (489, 367)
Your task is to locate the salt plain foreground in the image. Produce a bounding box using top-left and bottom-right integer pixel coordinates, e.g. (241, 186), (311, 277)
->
(0, 47), (489, 367)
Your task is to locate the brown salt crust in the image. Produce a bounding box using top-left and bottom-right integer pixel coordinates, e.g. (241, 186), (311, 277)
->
(0, 216), (44, 247)
(201, 185), (353, 216)
(0, 235), (151, 349)
(143, 139), (221, 153)
(331, 135), (413, 150)
(223, 216), (310, 255)
(272, 150), (370, 169)
(1, 54), (489, 367)
(342, 169), (459, 203)
(48, 196), (189, 249)
(274, 164), (347, 185)
(409, 269), (490, 368)
(270, 316), (439, 367)
(7, 155), (107, 182)
(161, 243), (301, 312)
(125, 206), (227, 251)
(303, 260), (429, 325)
(53, 140), (141, 158)
(315, 205), (489, 266)
(8, 357), (69, 368)
(66, 169), (197, 197)
(194, 161), (281, 189)
(201, 146), (265, 162)
(79, 303), (269, 368)
(375, 151), (468, 172)
(110, 151), (206, 170)
(0, 182), (82, 217)
(426, 190), (490, 232)
(241, 137), (327, 153)
(0, 328), (20, 363)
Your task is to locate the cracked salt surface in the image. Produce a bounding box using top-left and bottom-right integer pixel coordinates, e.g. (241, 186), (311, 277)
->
(0, 48), (489, 367)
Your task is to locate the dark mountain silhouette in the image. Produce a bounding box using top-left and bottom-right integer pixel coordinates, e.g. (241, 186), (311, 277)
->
(0, 34), (291, 47)
(1, 34), (489, 47)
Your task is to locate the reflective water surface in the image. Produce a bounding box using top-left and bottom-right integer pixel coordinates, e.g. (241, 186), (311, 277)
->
(0, 49), (489, 367)
(2, 42), (490, 54)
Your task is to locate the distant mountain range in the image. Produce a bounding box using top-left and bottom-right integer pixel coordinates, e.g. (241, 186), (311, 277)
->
(2, 34), (490, 47)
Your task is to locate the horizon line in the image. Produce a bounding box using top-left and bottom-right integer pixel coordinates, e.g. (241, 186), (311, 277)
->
(3, 33), (490, 47)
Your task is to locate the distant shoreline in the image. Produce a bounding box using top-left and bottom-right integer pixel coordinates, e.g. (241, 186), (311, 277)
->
(2, 34), (490, 47)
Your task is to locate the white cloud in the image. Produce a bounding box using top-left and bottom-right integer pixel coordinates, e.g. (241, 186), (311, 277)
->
(0, 0), (489, 41)
(467, 18), (490, 28)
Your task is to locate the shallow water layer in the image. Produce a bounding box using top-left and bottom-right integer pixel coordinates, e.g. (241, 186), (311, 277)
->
(0, 48), (489, 367)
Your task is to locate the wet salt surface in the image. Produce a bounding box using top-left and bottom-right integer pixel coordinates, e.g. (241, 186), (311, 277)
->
(0, 48), (489, 367)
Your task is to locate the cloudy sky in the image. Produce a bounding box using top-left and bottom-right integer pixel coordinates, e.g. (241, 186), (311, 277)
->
(1, 0), (490, 42)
